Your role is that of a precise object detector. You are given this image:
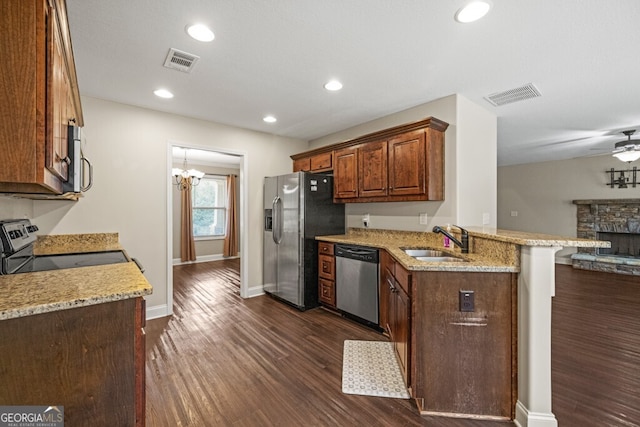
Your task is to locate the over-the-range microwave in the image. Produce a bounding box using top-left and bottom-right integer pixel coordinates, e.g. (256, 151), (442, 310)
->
(62, 122), (93, 193)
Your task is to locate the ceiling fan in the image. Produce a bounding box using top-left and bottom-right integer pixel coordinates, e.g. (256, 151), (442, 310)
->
(612, 130), (640, 162)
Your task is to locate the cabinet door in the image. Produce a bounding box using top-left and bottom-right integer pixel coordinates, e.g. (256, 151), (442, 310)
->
(395, 285), (411, 386)
(333, 146), (358, 199)
(388, 130), (425, 196)
(310, 152), (332, 171)
(47, 8), (69, 182)
(379, 251), (392, 331)
(358, 140), (388, 198)
(293, 157), (311, 172)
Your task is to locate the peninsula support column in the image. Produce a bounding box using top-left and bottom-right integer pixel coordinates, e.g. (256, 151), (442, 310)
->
(515, 245), (562, 427)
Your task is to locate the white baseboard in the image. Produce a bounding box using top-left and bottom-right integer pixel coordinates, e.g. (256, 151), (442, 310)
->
(172, 254), (239, 265)
(245, 285), (265, 298)
(146, 303), (172, 320)
(514, 401), (558, 427)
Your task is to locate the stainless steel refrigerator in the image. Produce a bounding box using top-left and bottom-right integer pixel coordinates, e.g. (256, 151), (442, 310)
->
(263, 172), (345, 310)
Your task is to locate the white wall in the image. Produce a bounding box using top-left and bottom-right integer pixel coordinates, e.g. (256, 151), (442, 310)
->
(4, 96), (305, 315)
(498, 153), (638, 256)
(309, 94), (497, 231)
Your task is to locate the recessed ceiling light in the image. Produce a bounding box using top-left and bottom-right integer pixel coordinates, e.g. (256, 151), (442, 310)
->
(455, 1), (492, 23)
(324, 80), (343, 91)
(263, 115), (277, 123)
(154, 88), (174, 99)
(186, 24), (215, 42)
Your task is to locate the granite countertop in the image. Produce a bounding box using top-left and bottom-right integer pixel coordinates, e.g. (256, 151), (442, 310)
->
(316, 226), (609, 273)
(464, 226), (611, 248)
(0, 233), (153, 321)
(317, 229), (518, 273)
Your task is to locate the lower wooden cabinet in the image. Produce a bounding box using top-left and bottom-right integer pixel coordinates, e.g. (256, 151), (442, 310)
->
(411, 271), (516, 420)
(379, 250), (517, 420)
(0, 297), (146, 426)
(318, 242), (336, 308)
(380, 250), (411, 386)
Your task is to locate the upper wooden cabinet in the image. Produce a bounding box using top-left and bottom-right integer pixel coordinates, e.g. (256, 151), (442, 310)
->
(293, 151), (333, 172)
(0, 0), (84, 195)
(333, 146), (358, 199)
(291, 117), (448, 203)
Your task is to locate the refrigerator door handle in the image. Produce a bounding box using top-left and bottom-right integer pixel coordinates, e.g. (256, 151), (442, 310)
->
(272, 196), (282, 244)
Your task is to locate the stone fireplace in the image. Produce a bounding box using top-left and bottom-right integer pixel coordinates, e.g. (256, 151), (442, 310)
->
(572, 198), (640, 275)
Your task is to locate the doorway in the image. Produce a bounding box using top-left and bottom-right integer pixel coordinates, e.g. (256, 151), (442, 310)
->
(166, 142), (249, 317)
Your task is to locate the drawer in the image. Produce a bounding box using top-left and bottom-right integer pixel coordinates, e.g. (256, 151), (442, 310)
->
(318, 278), (336, 306)
(395, 264), (411, 296)
(319, 254), (335, 280)
(318, 241), (334, 255)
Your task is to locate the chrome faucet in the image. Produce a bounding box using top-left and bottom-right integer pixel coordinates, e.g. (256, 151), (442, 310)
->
(432, 225), (469, 253)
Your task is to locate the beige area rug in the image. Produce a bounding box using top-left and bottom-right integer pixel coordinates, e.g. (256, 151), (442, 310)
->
(341, 340), (410, 399)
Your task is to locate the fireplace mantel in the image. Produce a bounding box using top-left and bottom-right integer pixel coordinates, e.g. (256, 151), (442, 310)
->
(573, 198), (640, 205)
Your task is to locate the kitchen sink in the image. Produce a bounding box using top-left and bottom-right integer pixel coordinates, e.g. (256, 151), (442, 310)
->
(400, 247), (467, 263)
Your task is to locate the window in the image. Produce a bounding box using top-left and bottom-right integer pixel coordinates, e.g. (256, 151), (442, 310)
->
(192, 175), (227, 238)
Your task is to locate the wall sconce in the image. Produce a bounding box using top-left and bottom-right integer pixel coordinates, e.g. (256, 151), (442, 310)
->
(172, 151), (204, 191)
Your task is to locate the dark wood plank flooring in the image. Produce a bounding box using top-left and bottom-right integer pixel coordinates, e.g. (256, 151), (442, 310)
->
(145, 261), (639, 426)
(552, 265), (640, 427)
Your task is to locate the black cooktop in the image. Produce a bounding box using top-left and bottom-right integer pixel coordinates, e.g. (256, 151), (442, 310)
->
(14, 250), (129, 274)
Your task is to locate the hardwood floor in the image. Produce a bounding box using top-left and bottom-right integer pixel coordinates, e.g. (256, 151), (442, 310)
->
(145, 261), (639, 426)
(146, 259), (512, 426)
(552, 265), (640, 427)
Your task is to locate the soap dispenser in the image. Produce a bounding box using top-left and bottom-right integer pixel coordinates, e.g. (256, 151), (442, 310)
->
(443, 224), (452, 248)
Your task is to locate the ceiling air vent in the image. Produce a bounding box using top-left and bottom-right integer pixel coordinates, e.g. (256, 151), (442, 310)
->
(484, 83), (541, 107)
(163, 48), (200, 73)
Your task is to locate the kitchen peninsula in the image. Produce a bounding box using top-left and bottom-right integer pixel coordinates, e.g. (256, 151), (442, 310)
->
(317, 227), (608, 427)
(0, 233), (152, 427)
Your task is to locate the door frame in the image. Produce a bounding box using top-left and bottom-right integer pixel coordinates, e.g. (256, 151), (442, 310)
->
(165, 141), (249, 316)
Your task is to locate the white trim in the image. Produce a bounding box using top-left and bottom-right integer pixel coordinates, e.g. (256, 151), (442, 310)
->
(146, 303), (170, 320)
(167, 140), (249, 306)
(172, 254), (239, 265)
(515, 401), (558, 427)
(245, 285), (266, 298)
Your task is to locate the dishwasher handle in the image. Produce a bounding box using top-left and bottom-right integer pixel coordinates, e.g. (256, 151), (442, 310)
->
(335, 244), (378, 263)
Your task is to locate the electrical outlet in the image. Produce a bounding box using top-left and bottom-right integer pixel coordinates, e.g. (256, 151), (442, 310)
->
(482, 213), (490, 225)
(419, 213), (428, 225)
(459, 290), (475, 312)
(362, 214), (370, 228)
(511, 211), (518, 217)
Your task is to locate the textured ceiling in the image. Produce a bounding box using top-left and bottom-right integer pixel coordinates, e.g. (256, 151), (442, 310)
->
(66, 0), (640, 166)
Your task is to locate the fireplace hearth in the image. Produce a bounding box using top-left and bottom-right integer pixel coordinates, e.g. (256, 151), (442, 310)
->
(572, 199), (640, 275)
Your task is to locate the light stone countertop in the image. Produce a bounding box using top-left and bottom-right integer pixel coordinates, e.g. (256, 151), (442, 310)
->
(316, 228), (519, 273)
(0, 233), (153, 321)
(316, 227), (609, 273)
(464, 226), (610, 248)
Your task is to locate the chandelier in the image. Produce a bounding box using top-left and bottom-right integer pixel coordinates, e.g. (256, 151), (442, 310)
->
(172, 151), (204, 191)
(612, 130), (640, 163)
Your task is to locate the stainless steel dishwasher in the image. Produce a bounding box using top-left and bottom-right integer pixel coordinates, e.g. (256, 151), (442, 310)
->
(335, 244), (379, 325)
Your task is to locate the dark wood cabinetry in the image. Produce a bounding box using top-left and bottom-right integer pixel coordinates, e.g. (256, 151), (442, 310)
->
(293, 152), (333, 172)
(292, 117), (448, 203)
(333, 147), (359, 199)
(380, 250), (412, 386)
(380, 249), (517, 420)
(0, 297), (146, 426)
(411, 271), (517, 420)
(358, 140), (388, 198)
(318, 242), (336, 307)
(0, 0), (83, 195)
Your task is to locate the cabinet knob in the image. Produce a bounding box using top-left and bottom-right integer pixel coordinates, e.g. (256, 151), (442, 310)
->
(62, 156), (71, 165)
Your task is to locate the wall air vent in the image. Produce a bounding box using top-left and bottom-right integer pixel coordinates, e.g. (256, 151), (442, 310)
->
(484, 83), (542, 107)
(163, 48), (200, 73)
